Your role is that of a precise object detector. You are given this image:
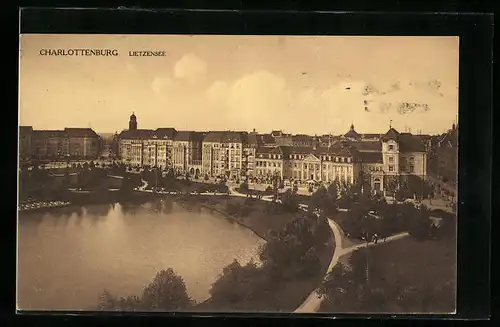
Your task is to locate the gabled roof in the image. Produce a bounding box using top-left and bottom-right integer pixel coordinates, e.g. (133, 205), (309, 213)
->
(288, 146), (314, 155)
(174, 131), (204, 142)
(118, 129), (155, 140)
(438, 127), (458, 148)
(203, 131), (248, 143)
(361, 133), (382, 139)
(399, 133), (427, 152)
(224, 131), (247, 143)
(258, 134), (276, 144)
(382, 127), (400, 140)
(203, 131), (224, 143)
(64, 128), (99, 138)
(33, 130), (66, 138)
(247, 133), (262, 146)
(359, 151), (383, 163)
(354, 140), (382, 152)
(292, 134), (313, 142)
(155, 128), (177, 139)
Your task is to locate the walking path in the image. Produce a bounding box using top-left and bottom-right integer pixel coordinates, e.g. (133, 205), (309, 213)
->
(294, 215), (409, 313)
(135, 179), (410, 313)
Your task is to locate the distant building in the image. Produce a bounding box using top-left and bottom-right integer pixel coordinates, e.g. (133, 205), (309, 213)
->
(292, 134), (314, 147)
(118, 113), (176, 168)
(172, 131), (204, 176)
(202, 131), (248, 179)
(19, 126), (101, 160)
(435, 123), (458, 187)
(114, 115), (429, 193)
(253, 124), (428, 193)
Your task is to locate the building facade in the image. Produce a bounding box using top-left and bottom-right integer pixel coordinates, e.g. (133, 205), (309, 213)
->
(172, 131), (204, 176)
(115, 114), (428, 193)
(19, 126), (101, 160)
(435, 123), (458, 187)
(118, 113), (176, 168)
(202, 131), (247, 179)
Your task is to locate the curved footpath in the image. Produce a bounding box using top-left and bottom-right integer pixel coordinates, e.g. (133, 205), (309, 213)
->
(294, 221), (409, 313)
(136, 180), (410, 313)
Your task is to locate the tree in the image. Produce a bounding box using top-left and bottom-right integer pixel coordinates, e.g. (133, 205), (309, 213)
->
(408, 204), (432, 241)
(141, 268), (194, 311)
(239, 181), (249, 193)
(98, 289), (118, 310)
(209, 260), (269, 307)
(309, 185), (337, 215)
(280, 189), (299, 212)
(327, 181), (340, 201)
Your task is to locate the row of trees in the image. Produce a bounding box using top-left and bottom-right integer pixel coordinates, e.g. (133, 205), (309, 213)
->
(208, 213), (331, 309)
(97, 195), (333, 311)
(98, 269), (195, 311)
(141, 168), (229, 194)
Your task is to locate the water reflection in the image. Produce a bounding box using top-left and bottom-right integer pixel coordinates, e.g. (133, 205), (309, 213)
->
(18, 199), (264, 311)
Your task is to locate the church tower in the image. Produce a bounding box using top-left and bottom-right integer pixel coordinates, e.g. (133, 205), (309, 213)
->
(129, 112), (137, 131)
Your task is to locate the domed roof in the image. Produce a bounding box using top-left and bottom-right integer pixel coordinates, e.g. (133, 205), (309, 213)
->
(344, 123), (360, 139)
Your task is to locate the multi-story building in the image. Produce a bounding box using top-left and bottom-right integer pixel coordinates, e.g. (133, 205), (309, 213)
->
(271, 130), (294, 146)
(172, 131), (204, 176)
(19, 126), (101, 160)
(115, 114), (429, 193)
(292, 134), (314, 147)
(252, 124), (428, 193)
(435, 123), (458, 187)
(242, 132), (262, 178)
(202, 131), (247, 179)
(118, 113), (176, 168)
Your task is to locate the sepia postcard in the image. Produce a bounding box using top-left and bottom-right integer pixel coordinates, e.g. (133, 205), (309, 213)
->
(17, 34), (459, 314)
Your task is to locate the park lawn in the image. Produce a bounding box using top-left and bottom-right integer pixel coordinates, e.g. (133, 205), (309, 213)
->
(322, 237), (456, 313)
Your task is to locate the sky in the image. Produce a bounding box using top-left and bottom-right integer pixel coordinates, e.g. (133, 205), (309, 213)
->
(19, 34), (459, 135)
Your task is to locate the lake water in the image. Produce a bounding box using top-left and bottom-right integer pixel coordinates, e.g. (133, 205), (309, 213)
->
(17, 200), (264, 310)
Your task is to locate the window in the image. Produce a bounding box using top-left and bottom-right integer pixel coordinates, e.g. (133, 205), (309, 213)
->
(389, 165), (394, 172)
(388, 156), (394, 163)
(389, 144), (395, 151)
(409, 165), (415, 173)
(409, 156), (415, 163)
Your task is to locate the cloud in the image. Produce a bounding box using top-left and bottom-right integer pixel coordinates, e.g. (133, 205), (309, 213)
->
(151, 76), (173, 94)
(206, 80), (229, 104)
(174, 54), (207, 83)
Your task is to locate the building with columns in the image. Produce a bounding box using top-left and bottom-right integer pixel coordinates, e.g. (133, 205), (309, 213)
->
(116, 114), (428, 193)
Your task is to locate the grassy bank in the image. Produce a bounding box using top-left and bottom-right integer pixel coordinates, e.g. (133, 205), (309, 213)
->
(320, 237), (456, 313)
(187, 196), (335, 312)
